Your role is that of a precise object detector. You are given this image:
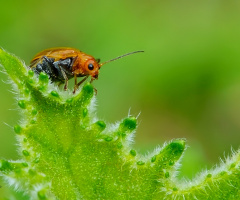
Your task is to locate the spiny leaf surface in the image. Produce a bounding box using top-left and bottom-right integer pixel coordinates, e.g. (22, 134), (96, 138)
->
(0, 48), (240, 199)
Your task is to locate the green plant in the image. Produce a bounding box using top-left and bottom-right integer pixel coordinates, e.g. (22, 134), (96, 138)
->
(0, 48), (240, 199)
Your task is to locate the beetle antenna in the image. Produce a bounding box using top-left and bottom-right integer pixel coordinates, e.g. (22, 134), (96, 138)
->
(99, 50), (144, 67)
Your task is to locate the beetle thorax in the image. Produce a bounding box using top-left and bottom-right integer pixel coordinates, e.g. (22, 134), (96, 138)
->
(72, 56), (85, 75)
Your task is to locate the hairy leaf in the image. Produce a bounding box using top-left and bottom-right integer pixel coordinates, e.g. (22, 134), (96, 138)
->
(0, 48), (240, 199)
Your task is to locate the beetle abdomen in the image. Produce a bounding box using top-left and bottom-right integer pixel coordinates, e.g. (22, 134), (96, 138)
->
(32, 56), (75, 82)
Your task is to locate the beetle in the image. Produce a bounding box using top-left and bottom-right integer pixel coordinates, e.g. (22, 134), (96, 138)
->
(29, 47), (144, 93)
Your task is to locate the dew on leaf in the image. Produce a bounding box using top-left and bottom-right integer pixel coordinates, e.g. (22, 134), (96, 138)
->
(105, 136), (113, 142)
(18, 100), (27, 109)
(207, 173), (212, 178)
(22, 150), (30, 157)
(22, 162), (28, 167)
(14, 124), (22, 134)
(137, 161), (145, 165)
(28, 70), (34, 77)
(130, 150), (137, 156)
(50, 91), (60, 98)
(151, 155), (157, 163)
(165, 172), (170, 178)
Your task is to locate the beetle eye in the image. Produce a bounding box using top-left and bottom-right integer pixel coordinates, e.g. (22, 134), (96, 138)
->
(88, 63), (94, 70)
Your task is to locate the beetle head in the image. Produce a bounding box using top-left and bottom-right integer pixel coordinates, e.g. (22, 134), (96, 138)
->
(73, 54), (100, 79)
(83, 58), (100, 80)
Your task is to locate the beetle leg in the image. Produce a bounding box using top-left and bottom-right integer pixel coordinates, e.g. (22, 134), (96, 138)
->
(90, 77), (94, 83)
(77, 76), (89, 87)
(90, 77), (98, 95)
(64, 79), (68, 90)
(58, 66), (68, 90)
(73, 74), (78, 94)
(73, 75), (89, 94)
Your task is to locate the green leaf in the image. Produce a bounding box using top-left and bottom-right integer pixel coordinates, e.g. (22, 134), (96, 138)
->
(0, 48), (240, 199)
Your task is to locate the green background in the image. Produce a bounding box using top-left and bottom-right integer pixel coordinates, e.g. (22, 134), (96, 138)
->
(0, 0), (240, 197)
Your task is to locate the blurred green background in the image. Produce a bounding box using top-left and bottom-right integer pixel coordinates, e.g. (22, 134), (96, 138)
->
(1, 0), (240, 197)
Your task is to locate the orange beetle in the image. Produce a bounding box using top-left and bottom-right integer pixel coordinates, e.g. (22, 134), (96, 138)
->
(29, 47), (143, 93)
